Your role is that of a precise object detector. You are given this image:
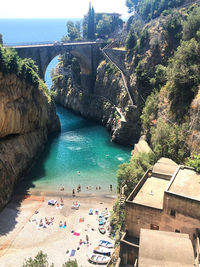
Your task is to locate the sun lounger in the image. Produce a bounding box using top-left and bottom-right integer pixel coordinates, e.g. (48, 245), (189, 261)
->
(70, 249), (76, 256)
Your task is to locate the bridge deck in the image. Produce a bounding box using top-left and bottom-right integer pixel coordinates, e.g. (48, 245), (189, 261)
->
(4, 41), (100, 49)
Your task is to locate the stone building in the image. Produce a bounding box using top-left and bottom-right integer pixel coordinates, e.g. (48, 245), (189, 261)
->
(138, 229), (195, 267)
(120, 158), (200, 266)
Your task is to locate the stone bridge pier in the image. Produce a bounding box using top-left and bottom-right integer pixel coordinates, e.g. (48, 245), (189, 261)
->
(14, 43), (102, 93)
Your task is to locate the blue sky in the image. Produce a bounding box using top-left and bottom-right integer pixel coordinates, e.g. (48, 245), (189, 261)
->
(0, 0), (129, 19)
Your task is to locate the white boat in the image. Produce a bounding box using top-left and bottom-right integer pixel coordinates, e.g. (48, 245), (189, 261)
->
(48, 199), (57, 206)
(93, 246), (111, 256)
(99, 240), (113, 248)
(88, 253), (110, 264)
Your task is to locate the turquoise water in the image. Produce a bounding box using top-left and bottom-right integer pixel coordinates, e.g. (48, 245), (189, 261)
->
(24, 106), (131, 194)
(1, 19), (131, 194)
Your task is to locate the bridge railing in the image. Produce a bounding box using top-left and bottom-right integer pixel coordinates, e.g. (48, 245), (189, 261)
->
(3, 39), (104, 47)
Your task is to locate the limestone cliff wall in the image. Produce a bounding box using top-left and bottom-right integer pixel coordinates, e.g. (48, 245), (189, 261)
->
(0, 72), (60, 210)
(54, 60), (140, 146)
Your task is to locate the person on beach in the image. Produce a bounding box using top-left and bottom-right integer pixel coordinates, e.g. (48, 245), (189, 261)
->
(39, 219), (43, 227)
(60, 185), (64, 191)
(59, 221), (62, 228)
(86, 235), (89, 244)
(60, 197), (64, 206)
(77, 184), (81, 193)
(72, 189), (75, 197)
(110, 184), (112, 191)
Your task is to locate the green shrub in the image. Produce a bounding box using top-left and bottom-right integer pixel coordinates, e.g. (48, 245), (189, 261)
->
(183, 6), (200, 41)
(22, 251), (54, 267)
(186, 153), (200, 173)
(167, 38), (200, 118)
(141, 90), (159, 132)
(0, 46), (40, 86)
(105, 62), (119, 75)
(117, 152), (156, 196)
(151, 119), (189, 163)
(62, 259), (78, 267)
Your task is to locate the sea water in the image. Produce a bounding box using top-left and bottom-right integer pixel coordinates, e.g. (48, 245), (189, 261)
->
(0, 19), (131, 194)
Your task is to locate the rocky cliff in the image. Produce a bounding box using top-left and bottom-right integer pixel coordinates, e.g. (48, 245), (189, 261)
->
(53, 58), (141, 146)
(0, 72), (60, 210)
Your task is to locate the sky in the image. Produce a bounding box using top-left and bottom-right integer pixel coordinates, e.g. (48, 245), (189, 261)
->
(0, 0), (129, 19)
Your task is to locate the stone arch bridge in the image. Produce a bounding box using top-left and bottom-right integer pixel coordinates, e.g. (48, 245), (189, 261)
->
(8, 42), (102, 92)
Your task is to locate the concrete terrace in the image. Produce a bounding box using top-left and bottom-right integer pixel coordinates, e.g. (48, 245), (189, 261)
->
(132, 176), (169, 209)
(127, 158), (178, 210)
(168, 167), (200, 201)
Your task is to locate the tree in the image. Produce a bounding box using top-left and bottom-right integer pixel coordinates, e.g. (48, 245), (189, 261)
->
(0, 33), (3, 45)
(182, 6), (200, 41)
(96, 15), (112, 38)
(126, 25), (138, 50)
(22, 251), (54, 267)
(63, 21), (81, 41)
(62, 259), (78, 267)
(140, 89), (159, 132)
(126, 0), (139, 13)
(151, 119), (189, 163)
(186, 154), (200, 173)
(117, 152), (156, 196)
(87, 2), (95, 40)
(167, 38), (200, 117)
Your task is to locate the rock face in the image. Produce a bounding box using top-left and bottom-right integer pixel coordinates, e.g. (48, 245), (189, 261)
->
(0, 73), (60, 210)
(54, 60), (141, 146)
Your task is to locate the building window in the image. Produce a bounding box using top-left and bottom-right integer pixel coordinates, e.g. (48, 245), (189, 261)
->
(170, 209), (176, 217)
(150, 224), (159, 230)
(175, 229), (180, 233)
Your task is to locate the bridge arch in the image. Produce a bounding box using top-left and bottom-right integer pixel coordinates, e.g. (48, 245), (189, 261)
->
(41, 46), (92, 81)
(12, 42), (102, 92)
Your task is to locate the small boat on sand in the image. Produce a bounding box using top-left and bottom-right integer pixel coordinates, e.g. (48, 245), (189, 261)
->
(48, 199), (57, 206)
(88, 253), (110, 264)
(93, 246), (111, 256)
(99, 240), (113, 248)
(98, 227), (106, 234)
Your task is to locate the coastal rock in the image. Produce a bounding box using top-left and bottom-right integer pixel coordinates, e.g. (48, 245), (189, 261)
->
(0, 72), (60, 210)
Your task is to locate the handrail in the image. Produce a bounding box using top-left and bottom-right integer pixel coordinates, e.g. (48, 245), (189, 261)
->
(101, 47), (134, 106)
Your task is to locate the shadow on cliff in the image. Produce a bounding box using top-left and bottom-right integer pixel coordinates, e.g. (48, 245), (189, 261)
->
(15, 132), (59, 195)
(0, 132), (59, 237)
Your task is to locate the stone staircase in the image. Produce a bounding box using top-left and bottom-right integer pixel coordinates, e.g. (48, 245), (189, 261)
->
(120, 194), (126, 208)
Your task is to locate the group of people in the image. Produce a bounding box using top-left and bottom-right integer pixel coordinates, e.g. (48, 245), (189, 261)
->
(38, 217), (54, 229)
(59, 221), (67, 228)
(79, 234), (89, 246)
(71, 184), (114, 197)
(72, 185), (81, 197)
(56, 197), (64, 208)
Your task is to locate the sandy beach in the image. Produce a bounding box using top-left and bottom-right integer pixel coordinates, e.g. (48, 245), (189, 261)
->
(0, 189), (116, 267)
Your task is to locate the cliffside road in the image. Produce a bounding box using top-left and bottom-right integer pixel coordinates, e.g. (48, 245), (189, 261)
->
(101, 47), (134, 107)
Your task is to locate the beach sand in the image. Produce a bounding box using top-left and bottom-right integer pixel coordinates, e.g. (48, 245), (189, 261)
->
(0, 190), (116, 267)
